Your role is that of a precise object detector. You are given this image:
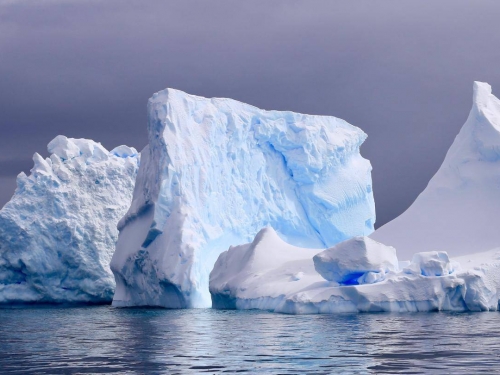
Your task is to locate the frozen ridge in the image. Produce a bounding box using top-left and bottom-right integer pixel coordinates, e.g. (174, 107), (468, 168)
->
(111, 88), (375, 308)
(0, 136), (139, 304)
(210, 227), (500, 313)
(372, 82), (500, 260)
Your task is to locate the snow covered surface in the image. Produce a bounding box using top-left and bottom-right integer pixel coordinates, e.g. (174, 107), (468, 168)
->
(371, 82), (500, 260)
(210, 228), (500, 313)
(313, 236), (398, 284)
(0, 136), (139, 304)
(111, 88), (375, 308)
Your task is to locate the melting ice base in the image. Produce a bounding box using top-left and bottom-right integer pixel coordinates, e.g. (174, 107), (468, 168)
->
(0, 136), (139, 304)
(111, 88), (375, 308)
(210, 82), (500, 313)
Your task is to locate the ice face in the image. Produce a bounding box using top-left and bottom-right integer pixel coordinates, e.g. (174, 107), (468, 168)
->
(0, 136), (139, 304)
(111, 88), (375, 308)
(371, 82), (500, 260)
(210, 227), (500, 314)
(313, 236), (398, 285)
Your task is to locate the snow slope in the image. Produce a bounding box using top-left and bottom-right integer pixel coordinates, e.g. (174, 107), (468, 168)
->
(111, 88), (375, 308)
(0, 136), (139, 304)
(210, 228), (500, 313)
(371, 82), (500, 260)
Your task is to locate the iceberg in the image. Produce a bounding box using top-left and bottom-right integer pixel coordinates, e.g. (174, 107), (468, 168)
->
(0, 136), (139, 304)
(210, 227), (500, 313)
(111, 88), (375, 308)
(371, 82), (500, 260)
(210, 82), (500, 314)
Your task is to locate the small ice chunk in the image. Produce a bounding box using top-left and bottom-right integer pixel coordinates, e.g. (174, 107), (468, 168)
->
(111, 145), (138, 158)
(405, 251), (454, 276)
(73, 139), (109, 162)
(313, 236), (398, 285)
(357, 271), (385, 284)
(47, 135), (81, 160)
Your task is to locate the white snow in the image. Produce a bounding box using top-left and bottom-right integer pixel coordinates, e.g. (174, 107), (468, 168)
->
(0, 136), (139, 304)
(210, 227), (500, 313)
(313, 236), (398, 284)
(111, 88), (375, 308)
(371, 82), (500, 260)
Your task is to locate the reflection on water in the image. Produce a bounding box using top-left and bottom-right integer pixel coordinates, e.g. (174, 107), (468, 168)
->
(0, 306), (499, 374)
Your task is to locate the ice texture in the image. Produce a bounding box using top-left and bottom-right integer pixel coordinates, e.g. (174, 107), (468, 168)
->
(111, 88), (375, 308)
(371, 82), (500, 260)
(210, 227), (500, 313)
(0, 136), (139, 304)
(313, 237), (398, 284)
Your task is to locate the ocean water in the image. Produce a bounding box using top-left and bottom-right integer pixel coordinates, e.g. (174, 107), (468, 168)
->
(0, 307), (499, 374)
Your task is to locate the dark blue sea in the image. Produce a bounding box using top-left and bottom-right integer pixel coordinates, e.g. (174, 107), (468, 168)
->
(0, 306), (499, 374)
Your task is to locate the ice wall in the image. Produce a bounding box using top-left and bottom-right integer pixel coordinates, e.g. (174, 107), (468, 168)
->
(111, 88), (375, 308)
(371, 82), (500, 260)
(0, 136), (139, 304)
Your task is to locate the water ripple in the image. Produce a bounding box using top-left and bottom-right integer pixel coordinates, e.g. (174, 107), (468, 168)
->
(0, 307), (499, 374)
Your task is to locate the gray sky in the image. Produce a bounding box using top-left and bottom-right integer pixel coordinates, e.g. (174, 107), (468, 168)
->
(1, 0), (499, 227)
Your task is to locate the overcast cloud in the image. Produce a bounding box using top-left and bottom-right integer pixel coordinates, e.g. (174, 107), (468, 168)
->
(1, 0), (499, 226)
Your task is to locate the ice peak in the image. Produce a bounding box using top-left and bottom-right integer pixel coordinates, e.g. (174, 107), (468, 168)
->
(371, 82), (500, 259)
(472, 81), (492, 109)
(253, 226), (279, 244)
(472, 81), (500, 134)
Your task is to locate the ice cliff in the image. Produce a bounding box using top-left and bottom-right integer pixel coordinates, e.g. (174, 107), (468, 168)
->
(111, 88), (375, 308)
(0, 136), (139, 304)
(371, 82), (500, 260)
